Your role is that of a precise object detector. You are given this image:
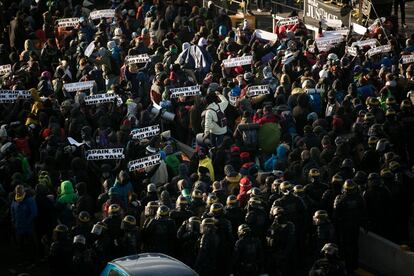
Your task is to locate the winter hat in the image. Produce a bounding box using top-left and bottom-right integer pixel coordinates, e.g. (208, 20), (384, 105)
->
(114, 28), (123, 37)
(147, 183), (156, 193)
(224, 165), (237, 177)
(240, 163), (251, 176)
(230, 145), (240, 153)
(332, 116), (343, 129)
(239, 177), (251, 186)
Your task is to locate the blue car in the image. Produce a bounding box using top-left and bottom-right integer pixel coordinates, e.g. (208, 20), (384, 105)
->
(101, 253), (199, 276)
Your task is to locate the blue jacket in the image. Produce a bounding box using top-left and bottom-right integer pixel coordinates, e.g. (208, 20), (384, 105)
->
(111, 180), (133, 208)
(11, 195), (37, 234)
(264, 144), (288, 172)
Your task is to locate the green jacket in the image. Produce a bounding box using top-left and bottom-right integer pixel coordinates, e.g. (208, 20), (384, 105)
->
(57, 181), (77, 204)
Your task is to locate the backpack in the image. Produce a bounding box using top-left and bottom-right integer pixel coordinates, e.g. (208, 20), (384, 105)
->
(201, 106), (228, 131)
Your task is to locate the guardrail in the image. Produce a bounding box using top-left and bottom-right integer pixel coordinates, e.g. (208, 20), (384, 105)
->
(359, 229), (414, 276)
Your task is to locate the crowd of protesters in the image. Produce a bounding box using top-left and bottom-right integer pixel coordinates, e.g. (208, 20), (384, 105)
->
(1, 0), (414, 275)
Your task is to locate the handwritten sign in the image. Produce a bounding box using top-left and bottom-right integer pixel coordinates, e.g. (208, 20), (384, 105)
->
(402, 54), (414, 65)
(170, 85), (201, 98)
(125, 54), (151, 65)
(57, 18), (79, 28)
(346, 46), (358, 57)
(322, 18), (343, 28)
(84, 93), (120, 105)
(90, 9), (115, 20)
(130, 125), (160, 140)
(86, 148), (125, 160)
(64, 81), (95, 92)
(0, 90), (31, 103)
(0, 64), (12, 75)
(351, 38), (378, 48)
(222, 56), (252, 68)
(316, 36), (343, 51)
(246, 85), (270, 97)
(128, 153), (161, 171)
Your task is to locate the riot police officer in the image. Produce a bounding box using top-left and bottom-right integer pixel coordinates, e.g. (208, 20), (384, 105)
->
(245, 197), (268, 239)
(142, 205), (176, 256)
(48, 224), (73, 276)
(189, 189), (206, 218)
(170, 195), (194, 227)
(309, 243), (346, 276)
(177, 216), (201, 267)
(321, 174), (344, 218)
(195, 218), (220, 276)
(120, 215), (141, 255)
(71, 211), (93, 245)
(266, 207), (296, 276)
(224, 195), (245, 237)
(141, 201), (159, 228)
(312, 210), (336, 259)
(333, 179), (366, 272)
(202, 194), (219, 219)
(304, 168), (328, 209)
(233, 224), (264, 276)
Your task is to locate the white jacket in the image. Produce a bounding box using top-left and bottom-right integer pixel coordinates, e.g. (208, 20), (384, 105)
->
(204, 94), (229, 135)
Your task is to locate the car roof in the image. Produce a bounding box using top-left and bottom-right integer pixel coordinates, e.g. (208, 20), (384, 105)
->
(110, 253), (198, 276)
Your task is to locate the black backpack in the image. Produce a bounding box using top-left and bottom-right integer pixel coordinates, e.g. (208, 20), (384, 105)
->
(238, 123), (259, 148)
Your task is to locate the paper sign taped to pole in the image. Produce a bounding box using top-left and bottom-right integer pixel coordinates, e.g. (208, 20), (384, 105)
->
(125, 54), (151, 65)
(222, 56), (252, 68)
(86, 148), (125, 160)
(277, 16), (299, 26)
(84, 42), (95, 57)
(57, 18), (79, 28)
(351, 38), (378, 48)
(90, 9), (115, 20)
(352, 23), (368, 35)
(170, 85), (201, 98)
(316, 36), (343, 51)
(128, 153), (161, 171)
(64, 81), (95, 92)
(366, 44), (392, 57)
(346, 46), (358, 57)
(321, 18), (343, 28)
(130, 125), (160, 140)
(402, 55), (414, 65)
(0, 64), (12, 75)
(255, 29), (278, 42)
(84, 93), (118, 105)
(246, 85), (270, 97)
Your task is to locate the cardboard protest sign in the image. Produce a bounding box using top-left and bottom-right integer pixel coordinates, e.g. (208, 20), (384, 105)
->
(255, 29), (278, 42)
(170, 85), (201, 98)
(130, 125), (160, 140)
(128, 153), (161, 171)
(277, 16), (299, 26)
(84, 93), (119, 105)
(63, 81), (95, 92)
(0, 64), (12, 75)
(246, 85), (270, 97)
(0, 90), (31, 103)
(84, 42), (95, 57)
(89, 9), (115, 20)
(57, 18), (79, 28)
(86, 148), (124, 160)
(351, 38), (378, 48)
(222, 56), (252, 68)
(322, 18), (343, 28)
(402, 55), (414, 65)
(125, 54), (151, 65)
(352, 23), (368, 35)
(316, 36), (343, 51)
(366, 44), (392, 57)
(346, 46), (358, 57)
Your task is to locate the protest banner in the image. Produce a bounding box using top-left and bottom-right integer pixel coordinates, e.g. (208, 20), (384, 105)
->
(0, 64), (11, 75)
(0, 90), (31, 103)
(84, 42), (95, 57)
(246, 85), (270, 97)
(277, 16), (299, 27)
(255, 29), (278, 42)
(125, 54), (151, 65)
(352, 23), (368, 35)
(89, 9), (115, 20)
(86, 148), (125, 160)
(57, 18), (79, 28)
(130, 125), (160, 140)
(323, 29), (349, 37)
(351, 38), (378, 48)
(84, 93), (119, 105)
(316, 35), (343, 51)
(402, 55), (414, 65)
(366, 44), (391, 57)
(222, 56), (252, 68)
(170, 85), (201, 98)
(304, 0), (351, 28)
(128, 153), (161, 171)
(63, 81), (95, 92)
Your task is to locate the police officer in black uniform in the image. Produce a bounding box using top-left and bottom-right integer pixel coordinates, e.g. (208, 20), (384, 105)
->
(224, 194), (245, 237)
(309, 243), (346, 276)
(195, 218), (220, 276)
(119, 215), (141, 255)
(170, 195), (194, 227)
(305, 168), (329, 209)
(177, 216), (201, 267)
(312, 210), (336, 259)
